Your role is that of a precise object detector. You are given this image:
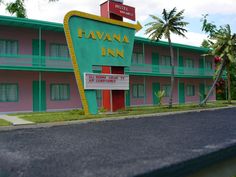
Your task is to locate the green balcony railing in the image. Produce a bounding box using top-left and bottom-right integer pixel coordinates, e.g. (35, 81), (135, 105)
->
(125, 64), (215, 78)
(0, 54), (73, 72)
(0, 54), (104, 72)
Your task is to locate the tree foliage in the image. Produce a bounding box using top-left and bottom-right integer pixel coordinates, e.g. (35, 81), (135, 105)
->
(145, 7), (188, 108)
(200, 15), (236, 105)
(0, 0), (58, 18)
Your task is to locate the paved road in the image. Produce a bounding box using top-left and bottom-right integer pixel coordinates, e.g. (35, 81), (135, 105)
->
(0, 108), (236, 177)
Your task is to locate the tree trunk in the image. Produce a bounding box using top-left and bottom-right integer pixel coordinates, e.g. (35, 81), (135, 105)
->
(200, 59), (226, 106)
(168, 36), (175, 108)
(226, 63), (231, 103)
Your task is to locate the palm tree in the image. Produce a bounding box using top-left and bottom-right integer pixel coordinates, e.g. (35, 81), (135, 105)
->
(0, 0), (58, 18)
(200, 24), (236, 105)
(145, 7), (188, 108)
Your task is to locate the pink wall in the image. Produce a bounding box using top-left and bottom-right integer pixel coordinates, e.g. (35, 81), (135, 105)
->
(0, 70), (82, 113)
(0, 26), (67, 56)
(129, 76), (215, 106)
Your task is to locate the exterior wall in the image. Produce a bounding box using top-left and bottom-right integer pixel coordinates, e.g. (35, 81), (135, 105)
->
(0, 70), (82, 113)
(129, 76), (215, 106)
(0, 24), (216, 113)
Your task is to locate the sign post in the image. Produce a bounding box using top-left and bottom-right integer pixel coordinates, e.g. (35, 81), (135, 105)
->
(64, 11), (141, 115)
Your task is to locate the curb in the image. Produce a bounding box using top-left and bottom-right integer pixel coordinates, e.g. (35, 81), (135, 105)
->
(0, 105), (236, 132)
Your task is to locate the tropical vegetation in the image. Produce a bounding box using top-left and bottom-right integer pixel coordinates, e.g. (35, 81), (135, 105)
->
(200, 15), (236, 105)
(145, 7), (188, 108)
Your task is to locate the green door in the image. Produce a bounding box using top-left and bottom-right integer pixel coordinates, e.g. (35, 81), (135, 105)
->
(199, 83), (205, 102)
(33, 80), (46, 112)
(152, 83), (160, 105)
(152, 52), (159, 73)
(199, 58), (204, 75)
(178, 56), (184, 74)
(32, 39), (46, 67)
(178, 82), (185, 104)
(125, 90), (130, 107)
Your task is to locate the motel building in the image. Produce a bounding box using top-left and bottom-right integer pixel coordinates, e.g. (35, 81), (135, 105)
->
(0, 15), (216, 113)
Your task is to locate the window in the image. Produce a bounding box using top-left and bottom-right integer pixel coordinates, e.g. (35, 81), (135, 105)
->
(50, 84), (70, 101)
(185, 58), (194, 68)
(187, 85), (195, 96)
(162, 84), (171, 97)
(207, 85), (213, 96)
(132, 84), (144, 98)
(50, 44), (69, 58)
(0, 84), (18, 102)
(206, 61), (212, 69)
(0, 40), (18, 55)
(160, 56), (171, 66)
(132, 53), (143, 64)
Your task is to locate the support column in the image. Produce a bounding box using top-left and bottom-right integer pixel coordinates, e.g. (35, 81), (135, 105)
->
(38, 28), (42, 112)
(100, 0), (125, 112)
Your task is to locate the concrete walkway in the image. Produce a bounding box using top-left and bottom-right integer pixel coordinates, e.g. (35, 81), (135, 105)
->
(0, 115), (34, 126)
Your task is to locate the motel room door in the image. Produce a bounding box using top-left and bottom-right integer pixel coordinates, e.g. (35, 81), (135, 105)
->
(33, 80), (46, 112)
(199, 83), (205, 102)
(152, 83), (160, 105)
(32, 39), (46, 66)
(125, 90), (130, 107)
(178, 82), (185, 104)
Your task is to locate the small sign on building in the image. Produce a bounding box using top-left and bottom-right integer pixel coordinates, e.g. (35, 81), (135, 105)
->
(84, 73), (129, 90)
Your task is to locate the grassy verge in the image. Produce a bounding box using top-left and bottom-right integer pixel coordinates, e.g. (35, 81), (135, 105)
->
(9, 100), (236, 124)
(0, 119), (11, 126)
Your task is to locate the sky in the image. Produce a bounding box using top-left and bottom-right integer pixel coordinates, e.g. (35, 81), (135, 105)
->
(0, 0), (236, 46)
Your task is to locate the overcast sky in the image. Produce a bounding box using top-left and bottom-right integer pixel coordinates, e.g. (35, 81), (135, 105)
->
(1, 0), (236, 46)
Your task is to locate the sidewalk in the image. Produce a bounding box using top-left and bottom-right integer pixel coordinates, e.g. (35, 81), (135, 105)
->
(0, 115), (34, 126)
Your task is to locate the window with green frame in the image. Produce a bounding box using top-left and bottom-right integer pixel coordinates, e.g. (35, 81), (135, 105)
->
(186, 85), (195, 96)
(160, 56), (171, 66)
(206, 61), (212, 69)
(185, 58), (194, 68)
(162, 84), (171, 97)
(0, 83), (18, 102)
(0, 40), (18, 55)
(50, 44), (69, 58)
(132, 84), (144, 98)
(50, 84), (70, 101)
(132, 53), (143, 64)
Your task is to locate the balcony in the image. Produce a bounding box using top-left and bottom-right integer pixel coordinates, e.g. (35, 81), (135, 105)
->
(0, 54), (73, 72)
(125, 64), (215, 78)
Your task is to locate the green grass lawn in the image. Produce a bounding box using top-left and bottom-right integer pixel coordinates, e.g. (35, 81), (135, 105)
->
(0, 119), (11, 126)
(9, 100), (236, 124)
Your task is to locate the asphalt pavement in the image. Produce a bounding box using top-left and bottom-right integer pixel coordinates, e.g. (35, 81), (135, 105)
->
(0, 108), (236, 177)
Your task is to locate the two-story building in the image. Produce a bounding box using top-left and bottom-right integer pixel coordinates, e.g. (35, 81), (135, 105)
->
(0, 15), (215, 113)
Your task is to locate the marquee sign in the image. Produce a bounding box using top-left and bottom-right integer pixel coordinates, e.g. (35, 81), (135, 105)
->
(84, 73), (129, 90)
(64, 11), (142, 115)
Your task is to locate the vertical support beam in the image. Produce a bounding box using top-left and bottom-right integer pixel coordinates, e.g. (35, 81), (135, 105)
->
(39, 27), (42, 66)
(39, 71), (42, 112)
(144, 76), (146, 105)
(177, 47), (179, 75)
(203, 55), (206, 75)
(38, 27), (42, 112)
(142, 42), (145, 63)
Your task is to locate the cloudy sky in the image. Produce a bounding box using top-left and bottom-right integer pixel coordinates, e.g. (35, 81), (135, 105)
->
(0, 0), (236, 46)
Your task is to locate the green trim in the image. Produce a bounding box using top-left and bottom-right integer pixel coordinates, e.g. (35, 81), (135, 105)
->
(135, 36), (209, 53)
(50, 83), (70, 101)
(0, 15), (209, 52)
(0, 15), (64, 32)
(0, 83), (19, 102)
